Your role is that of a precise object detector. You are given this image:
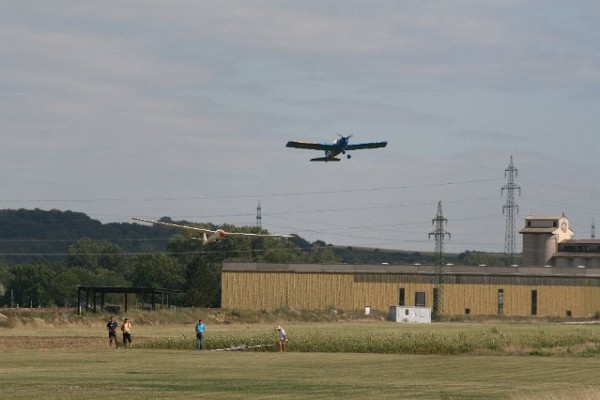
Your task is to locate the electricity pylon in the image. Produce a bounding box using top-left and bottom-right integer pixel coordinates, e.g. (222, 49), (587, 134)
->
(256, 201), (262, 228)
(501, 156), (521, 265)
(429, 201), (451, 320)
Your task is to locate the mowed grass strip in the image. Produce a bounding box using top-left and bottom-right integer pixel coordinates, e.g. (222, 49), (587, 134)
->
(3, 349), (600, 399)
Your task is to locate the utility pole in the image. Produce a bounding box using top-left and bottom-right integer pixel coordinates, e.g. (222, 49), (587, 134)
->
(256, 201), (262, 228)
(429, 201), (451, 321)
(592, 219), (596, 240)
(501, 155), (521, 266)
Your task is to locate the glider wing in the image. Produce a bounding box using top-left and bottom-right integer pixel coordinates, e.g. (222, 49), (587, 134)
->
(132, 217), (213, 234)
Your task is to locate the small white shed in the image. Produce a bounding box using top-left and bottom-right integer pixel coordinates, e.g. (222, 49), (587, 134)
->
(389, 306), (432, 323)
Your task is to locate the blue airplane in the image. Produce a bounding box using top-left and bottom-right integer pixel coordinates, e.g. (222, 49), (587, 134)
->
(286, 135), (388, 162)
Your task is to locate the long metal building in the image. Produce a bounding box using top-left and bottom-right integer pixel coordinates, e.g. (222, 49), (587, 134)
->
(222, 263), (600, 317)
(221, 215), (600, 317)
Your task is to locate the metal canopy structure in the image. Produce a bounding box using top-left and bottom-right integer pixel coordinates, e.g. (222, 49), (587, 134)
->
(76, 286), (180, 316)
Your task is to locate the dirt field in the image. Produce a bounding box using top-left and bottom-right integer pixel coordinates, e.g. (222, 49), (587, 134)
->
(0, 336), (104, 350)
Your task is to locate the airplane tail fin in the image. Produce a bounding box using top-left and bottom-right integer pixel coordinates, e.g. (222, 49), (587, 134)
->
(202, 232), (208, 244)
(310, 157), (341, 162)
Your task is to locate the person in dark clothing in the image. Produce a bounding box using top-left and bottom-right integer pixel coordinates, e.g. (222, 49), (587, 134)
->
(106, 315), (119, 349)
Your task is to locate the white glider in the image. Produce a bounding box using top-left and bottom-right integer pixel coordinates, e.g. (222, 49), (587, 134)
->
(132, 217), (294, 245)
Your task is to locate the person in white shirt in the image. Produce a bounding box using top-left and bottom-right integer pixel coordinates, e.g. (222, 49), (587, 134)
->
(276, 325), (287, 352)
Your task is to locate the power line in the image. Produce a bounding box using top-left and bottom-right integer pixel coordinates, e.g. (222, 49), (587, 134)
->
(0, 177), (500, 204)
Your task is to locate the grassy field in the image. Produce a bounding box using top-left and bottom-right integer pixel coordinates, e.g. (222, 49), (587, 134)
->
(3, 348), (600, 399)
(3, 311), (600, 399)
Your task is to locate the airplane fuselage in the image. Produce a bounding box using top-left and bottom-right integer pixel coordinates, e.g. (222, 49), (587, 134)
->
(321, 137), (349, 161)
(203, 230), (227, 244)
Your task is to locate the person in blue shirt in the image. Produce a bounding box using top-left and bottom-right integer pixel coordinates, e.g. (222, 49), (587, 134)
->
(106, 316), (119, 349)
(195, 319), (206, 351)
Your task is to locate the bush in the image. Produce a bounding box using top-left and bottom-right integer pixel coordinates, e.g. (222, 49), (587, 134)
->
(0, 317), (17, 329)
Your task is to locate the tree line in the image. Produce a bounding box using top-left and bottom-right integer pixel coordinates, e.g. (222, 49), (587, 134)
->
(0, 209), (511, 309)
(0, 209), (339, 308)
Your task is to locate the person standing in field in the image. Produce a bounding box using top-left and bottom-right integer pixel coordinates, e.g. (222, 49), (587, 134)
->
(195, 319), (206, 352)
(106, 316), (119, 349)
(276, 325), (287, 352)
(121, 317), (132, 348)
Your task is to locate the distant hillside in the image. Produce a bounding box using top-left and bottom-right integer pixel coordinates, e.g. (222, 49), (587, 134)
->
(0, 209), (172, 264)
(0, 209), (508, 267)
(332, 245), (513, 267)
(333, 245), (453, 265)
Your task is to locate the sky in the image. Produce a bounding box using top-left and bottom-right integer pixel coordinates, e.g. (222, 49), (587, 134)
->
(1, 1), (599, 254)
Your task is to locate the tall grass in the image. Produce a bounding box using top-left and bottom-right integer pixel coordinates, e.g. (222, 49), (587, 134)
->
(137, 326), (600, 355)
(139, 332), (276, 351)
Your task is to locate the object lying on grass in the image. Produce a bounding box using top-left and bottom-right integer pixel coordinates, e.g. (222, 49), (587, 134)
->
(209, 343), (275, 352)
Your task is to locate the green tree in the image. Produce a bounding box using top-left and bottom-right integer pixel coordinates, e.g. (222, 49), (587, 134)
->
(10, 262), (54, 307)
(183, 256), (221, 307)
(166, 233), (204, 265)
(0, 262), (12, 301)
(300, 241), (341, 264)
(458, 251), (505, 267)
(74, 267), (129, 287)
(50, 266), (80, 307)
(261, 247), (297, 263)
(251, 236), (302, 263)
(67, 238), (126, 271)
(128, 253), (185, 289)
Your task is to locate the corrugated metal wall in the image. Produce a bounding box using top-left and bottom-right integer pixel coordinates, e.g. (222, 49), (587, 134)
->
(222, 271), (600, 317)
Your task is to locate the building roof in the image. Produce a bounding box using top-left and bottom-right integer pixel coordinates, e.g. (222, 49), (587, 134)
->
(562, 239), (600, 245)
(519, 227), (557, 234)
(222, 262), (600, 277)
(524, 215), (564, 220)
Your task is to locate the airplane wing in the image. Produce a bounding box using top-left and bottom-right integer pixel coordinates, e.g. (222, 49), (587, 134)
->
(345, 141), (388, 150)
(286, 141), (334, 151)
(132, 217), (213, 234)
(222, 231), (294, 238)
